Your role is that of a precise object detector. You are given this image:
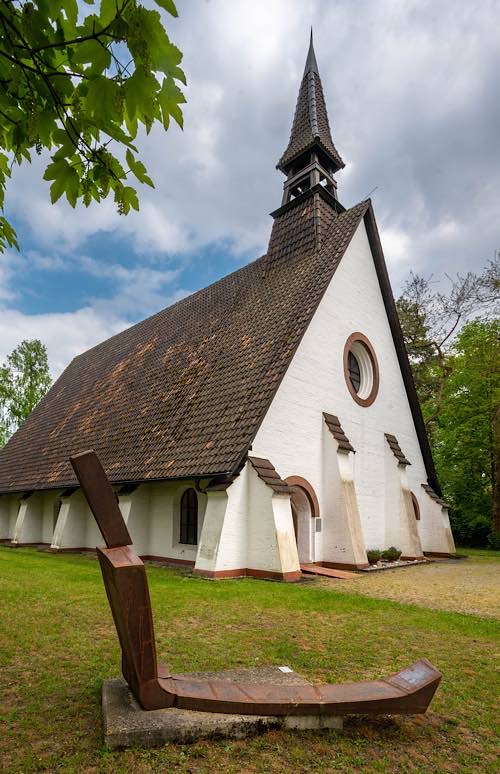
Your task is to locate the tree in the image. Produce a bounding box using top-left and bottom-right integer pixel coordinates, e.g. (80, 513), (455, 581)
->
(0, 339), (52, 445)
(433, 320), (500, 546)
(0, 0), (186, 252)
(396, 258), (499, 442)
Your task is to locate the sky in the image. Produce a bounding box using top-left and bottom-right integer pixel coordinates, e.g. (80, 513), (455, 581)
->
(1, 0), (499, 377)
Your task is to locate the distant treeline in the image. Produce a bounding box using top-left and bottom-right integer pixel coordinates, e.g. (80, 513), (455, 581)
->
(397, 257), (499, 547)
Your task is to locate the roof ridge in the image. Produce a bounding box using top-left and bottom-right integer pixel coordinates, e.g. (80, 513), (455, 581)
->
(316, 199), (371, 256)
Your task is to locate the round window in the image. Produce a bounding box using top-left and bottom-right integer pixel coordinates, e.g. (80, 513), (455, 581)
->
(343, 333), (379, 406)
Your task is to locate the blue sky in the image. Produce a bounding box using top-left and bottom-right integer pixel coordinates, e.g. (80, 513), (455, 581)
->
(7, 223), (251, 317)
(1, 0), (498, 376)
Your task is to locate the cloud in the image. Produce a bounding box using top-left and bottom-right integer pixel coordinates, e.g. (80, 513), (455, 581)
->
(1, 0), (498, 377)
(0, 251), (189, 376)
(0, 307), (128, 377)
(6, 0), (498, 272)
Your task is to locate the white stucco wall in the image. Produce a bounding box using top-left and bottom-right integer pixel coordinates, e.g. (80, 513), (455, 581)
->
(147, 481), (207, 561)
(195, 461), (300, 576)
(42, 492), (62, 544)
(384, 443), (403, 550)
(252, 218), (449, 561)
(418, 491), (456, 554)
(13, 493), (43, 544)
(4, 490), (62, 545)
(0, 495), (20, 540)
(121, 485), (151, 557)
(49, 480), (208, 559)
(246, 466), (299, 575)
(320, 432), (367, 566)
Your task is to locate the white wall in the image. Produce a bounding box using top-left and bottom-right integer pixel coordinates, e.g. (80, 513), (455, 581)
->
(246, 465), (299, 574)
(320, 432), (368, 566)
(384, 443), (402, 550)
(195, 461), (300, 577)
(121, 485), (151, 556)
(42, 492), (62, 544)
(12, 493), (43, 544)
(418, 491), (456, 554)
(49, 480), (208, 559)
(147, 481), (207, 561)
(252, 219), (449, 560)
(0, 495), (20, 540)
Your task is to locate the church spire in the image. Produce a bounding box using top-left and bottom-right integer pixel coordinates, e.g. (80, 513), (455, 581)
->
(303, 28), (319, 75)
(277, 31), (344, 207)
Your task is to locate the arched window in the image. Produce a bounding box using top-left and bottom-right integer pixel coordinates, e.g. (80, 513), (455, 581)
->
(180, 488), (198, 545)
(411, 492), (420, 520)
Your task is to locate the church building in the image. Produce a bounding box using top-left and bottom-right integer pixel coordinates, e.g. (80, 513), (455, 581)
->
(0, 37), (455, 578)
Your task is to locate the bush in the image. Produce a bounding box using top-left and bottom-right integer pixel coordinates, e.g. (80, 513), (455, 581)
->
(381, 546), (402, 562)
(366, 549), (381, 564)
(487, 532), (500, 550)
(450, 509), (491, 547)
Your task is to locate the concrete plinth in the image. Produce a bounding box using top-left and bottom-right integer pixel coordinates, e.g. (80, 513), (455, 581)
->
(102, 666), (343, 749)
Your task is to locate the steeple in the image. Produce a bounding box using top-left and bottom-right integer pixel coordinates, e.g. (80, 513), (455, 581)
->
(303, 28), (319, 75)
(277, 31), (344, 207)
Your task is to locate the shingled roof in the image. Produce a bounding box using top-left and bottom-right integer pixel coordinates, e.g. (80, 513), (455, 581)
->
(277, 32), (344, 173)
(0, 199), (372, 493)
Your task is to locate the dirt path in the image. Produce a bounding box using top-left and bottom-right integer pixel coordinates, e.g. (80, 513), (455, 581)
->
(321, 555), (500, 618)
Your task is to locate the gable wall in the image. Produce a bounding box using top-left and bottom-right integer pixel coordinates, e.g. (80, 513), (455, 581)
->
(252, 218), (433, 555)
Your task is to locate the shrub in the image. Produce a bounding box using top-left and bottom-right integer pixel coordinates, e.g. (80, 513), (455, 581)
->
(381, 546), (402, 562)
(366, 549), (381, 564)
(487, 532), (500, 551)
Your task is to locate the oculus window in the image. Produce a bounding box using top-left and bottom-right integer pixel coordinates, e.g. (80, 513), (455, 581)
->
(343, 333), (379, 407)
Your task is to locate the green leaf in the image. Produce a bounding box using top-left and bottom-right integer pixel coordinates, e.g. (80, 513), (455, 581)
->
(158, 76), (185, 129)
(87, 77), (120, 124)
(70, 39), (111, 75)
(61, 0), (78, 37)
(0, 216), (19, 253)
(124, 68), (156, 121)
(153, 0), (178, 17)
(100, 0), (120, 26)
(36, 111), (57, 147)
(44, 159), (80, 204)
(126, 149), (154, 187)
(116, 184), (139, 214)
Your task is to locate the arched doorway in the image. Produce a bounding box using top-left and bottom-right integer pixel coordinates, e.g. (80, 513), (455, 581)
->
(286, 477), (318, 565)
(290, 486), (314, 563)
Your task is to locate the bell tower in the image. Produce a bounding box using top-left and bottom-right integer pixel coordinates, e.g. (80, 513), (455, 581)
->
(277, 31), (345, 209)
(265, 32), (346, 266)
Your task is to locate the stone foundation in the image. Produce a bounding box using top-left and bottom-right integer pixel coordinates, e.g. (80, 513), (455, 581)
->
(102, 667), (343, 748)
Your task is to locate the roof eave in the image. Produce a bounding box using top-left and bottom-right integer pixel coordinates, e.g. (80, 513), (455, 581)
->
(277, 138), (345, 174)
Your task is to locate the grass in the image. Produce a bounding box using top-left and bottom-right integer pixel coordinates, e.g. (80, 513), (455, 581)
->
(1, 547), (499, 773)
(455, 546), (500, 558)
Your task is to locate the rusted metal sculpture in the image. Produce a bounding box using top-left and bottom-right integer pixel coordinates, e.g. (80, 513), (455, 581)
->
(70, 450), (442, 716)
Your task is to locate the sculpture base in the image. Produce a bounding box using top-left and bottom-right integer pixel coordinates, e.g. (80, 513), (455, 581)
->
(102, 667), (343, 749)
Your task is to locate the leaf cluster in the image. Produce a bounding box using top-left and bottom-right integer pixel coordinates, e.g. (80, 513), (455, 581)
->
(0, 0), (186, 250)
(396, 259), (499, 442)
(433, 319), (500, 545)
(0, 338), (52, 445)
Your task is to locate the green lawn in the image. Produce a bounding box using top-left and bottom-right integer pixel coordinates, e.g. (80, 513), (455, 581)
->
(455, 546), (500, 558)
(1, 547), (499, 773)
